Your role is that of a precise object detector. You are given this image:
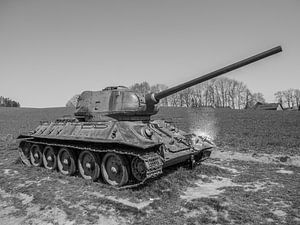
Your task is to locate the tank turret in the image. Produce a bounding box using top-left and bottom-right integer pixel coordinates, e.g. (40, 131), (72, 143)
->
(75, 46), (282, 122)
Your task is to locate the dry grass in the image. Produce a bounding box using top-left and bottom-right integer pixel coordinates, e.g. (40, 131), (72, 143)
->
(0, 106), (299, 224)
(155, 107), (300, 155)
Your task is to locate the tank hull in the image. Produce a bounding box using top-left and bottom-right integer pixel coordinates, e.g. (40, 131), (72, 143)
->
(17, 119), (214, 188)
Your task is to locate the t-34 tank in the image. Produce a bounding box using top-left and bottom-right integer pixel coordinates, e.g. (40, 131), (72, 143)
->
(17, 46), (282, 187)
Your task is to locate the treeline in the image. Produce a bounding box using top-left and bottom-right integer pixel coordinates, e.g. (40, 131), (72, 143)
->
(130, 77), (265, 109)
(0, 96), (20, 107)
(274, 89), (300, 108)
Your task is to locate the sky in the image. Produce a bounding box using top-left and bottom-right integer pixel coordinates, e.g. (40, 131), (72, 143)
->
(0, 0), (299, 108)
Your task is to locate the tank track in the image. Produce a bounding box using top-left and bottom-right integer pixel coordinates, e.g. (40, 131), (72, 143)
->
(18, 139), (163, 189)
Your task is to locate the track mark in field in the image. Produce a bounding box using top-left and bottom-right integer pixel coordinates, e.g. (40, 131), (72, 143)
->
(202, 162), (240, 174)
(87, 191), (157, 210)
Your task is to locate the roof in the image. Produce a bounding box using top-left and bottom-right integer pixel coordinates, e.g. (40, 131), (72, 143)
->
(254, 102), (283, 110)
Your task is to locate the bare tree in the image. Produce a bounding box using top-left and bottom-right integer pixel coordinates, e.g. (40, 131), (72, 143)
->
(294, 89), (300, 107)
(283, 89), (294, 108)
(227, 79), (238, 109)
(274, 89), (300, 108)
(251, 92), (266, 104)
(274, 91), (284, 104)
(126, 77), (269, 110)
(66, 94), (80, 107)
(130, 82), (151, 95)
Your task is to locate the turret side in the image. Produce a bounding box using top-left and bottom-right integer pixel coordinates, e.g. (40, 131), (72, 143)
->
(74, 87), (158, 121)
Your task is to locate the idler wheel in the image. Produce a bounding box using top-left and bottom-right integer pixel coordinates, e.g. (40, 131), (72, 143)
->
(18, 143), (31, 166)
(101, 153), (128, 187)
(42, 146), (57, 170)
(78, 151), (100, 181)
(29, 144), (43, 167)
(131, 157), (147, 181)
(57, 148), (76, 175)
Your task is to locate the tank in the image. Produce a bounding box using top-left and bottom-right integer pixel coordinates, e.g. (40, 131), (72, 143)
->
(17, 46), (282, 188)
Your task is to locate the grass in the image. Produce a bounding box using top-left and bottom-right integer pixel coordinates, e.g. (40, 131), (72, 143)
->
(155, 107), (300, 155)
(0, 106), (299, 224)
(1, 106), (299, 155)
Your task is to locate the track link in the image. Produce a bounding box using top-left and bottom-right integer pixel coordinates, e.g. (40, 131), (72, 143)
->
(19, 139), (163, 189)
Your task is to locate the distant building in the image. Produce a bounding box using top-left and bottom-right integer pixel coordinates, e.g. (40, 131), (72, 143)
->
(253, 102), (283, 111)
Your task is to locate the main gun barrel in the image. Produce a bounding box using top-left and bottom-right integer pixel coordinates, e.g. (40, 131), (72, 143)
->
(153, 46), (282, 101)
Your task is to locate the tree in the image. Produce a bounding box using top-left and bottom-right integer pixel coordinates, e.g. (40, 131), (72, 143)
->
(276, 88), (300, 108)
(228, 79), (238, 109)
(65, 77), (276, 110)
(130, 82), (151, 95)
(283, 89), (293, 108)
(294, 89), (300, 107)
(66, 94), (80, 107)
(274, 91), (284, 104)
(251, 92), (266, 104)
(0, 96), (20, 107)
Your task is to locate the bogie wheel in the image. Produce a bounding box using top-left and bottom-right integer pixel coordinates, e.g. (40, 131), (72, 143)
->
(78, 151), (101, 181)
(29, 144), (43, 167)
(131, 157), (147, 181)
(57, 148), (76, 175)
(42, 146), (57, 170)
(101, 153), (129, 187)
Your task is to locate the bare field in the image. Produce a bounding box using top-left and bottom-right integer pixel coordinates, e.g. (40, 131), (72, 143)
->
(0, 107), (299, 225)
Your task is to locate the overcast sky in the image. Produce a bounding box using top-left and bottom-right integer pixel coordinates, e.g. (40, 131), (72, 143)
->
(0, 0), (299, 108)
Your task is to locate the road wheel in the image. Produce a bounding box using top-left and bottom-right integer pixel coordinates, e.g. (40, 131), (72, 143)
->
(42, 146), (57, 170)
(29, 144), (43, 167)
(101, 153), (129, 186)
(78, 151), (100, 181)
(57, 148), (76, 175)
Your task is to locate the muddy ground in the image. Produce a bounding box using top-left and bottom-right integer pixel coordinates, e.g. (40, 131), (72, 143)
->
(1, 141), (299, 225)
(0, 107), (299, 224)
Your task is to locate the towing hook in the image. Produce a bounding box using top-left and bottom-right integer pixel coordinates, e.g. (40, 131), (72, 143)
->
(190, 155), (196, 169)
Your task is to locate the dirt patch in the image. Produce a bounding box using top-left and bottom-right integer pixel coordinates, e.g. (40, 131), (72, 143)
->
(181, 176), (239, 200)
(276, 169), (294, 174)
(0, 186), (129, 225)
(211, 149), (300, 167)
(181, 175), (283, 201)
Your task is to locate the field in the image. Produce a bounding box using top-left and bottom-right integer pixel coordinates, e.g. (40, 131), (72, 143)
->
(0, 106), (299, 225)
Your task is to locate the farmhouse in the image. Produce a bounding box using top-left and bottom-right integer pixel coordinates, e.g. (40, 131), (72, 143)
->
(253, 102), (284, 111)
